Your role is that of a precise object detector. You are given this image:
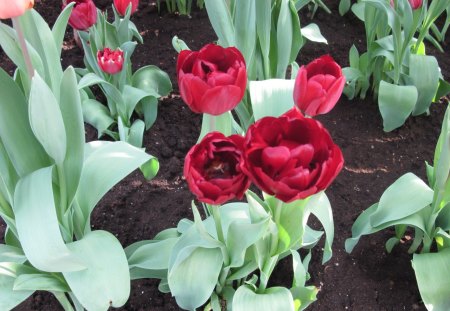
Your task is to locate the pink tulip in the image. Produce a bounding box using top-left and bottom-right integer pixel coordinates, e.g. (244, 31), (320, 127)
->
(97, 48), (124, 75)
(0, 0), (34, 19)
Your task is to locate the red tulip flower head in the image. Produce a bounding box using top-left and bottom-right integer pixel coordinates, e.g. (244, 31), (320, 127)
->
(184, 132), (251, 205)
(114, 0), (139, 16)
(0, 0), (34, 19)
(241, 108), (344, 203)
(64, 0), (97, 31)
(97, 48), (124, 75)
(293, 55), (345, 117)
(177, 44), (247, 116)
(390, 0), (422, 10)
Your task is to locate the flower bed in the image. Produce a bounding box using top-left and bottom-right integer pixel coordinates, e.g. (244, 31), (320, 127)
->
(0, 0), (449, 310)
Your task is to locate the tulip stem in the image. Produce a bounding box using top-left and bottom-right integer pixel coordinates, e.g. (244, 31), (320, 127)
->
(211, 205), (225, 244)
(12, 17), (34, 78)
(209, 113), (215, 132)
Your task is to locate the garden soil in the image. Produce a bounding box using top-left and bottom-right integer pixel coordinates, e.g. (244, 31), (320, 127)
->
(2, 0), (449, 310)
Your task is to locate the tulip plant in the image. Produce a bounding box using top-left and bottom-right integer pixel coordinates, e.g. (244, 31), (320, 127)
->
(173, 0), (328, 134)
(75, 1), (172, 147)
(343, 0), (450, 131)
(126, 43), (344, 309)
(0, 5), (159, 311)
(157, 0), (205, 16)
(346, 101), (450, 310)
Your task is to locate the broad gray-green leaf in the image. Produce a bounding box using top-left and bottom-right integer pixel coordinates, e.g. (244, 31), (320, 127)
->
(413, 249), (450, 311)
(59, 67), (85, 208)
(234, 0), (256, 64)
(127, 238), (179, 270)
(276, 0), (294, 78)
(127, 119), (145, 148)
(82, 99), (115, 138)
(0, 68), (50, 177)
(409, 54), (440, 116)
(76, 141), (156, 231)
(249, 79), (295, 121)
(14, 273), (70, 292)
(52, 3), (73, 59)
(64, 230), (130, 310)
(14, 166), (85, 272)
(132, 65), (172, 97)
(305, 192), (334, 263)
(21, 10), (62, 95)
(0, 274), (33, 311)
(370, 173), (433, 227)
(204, 0), (235, 46)
(0, 245), (26, 263)
(232, 286), (295, 311)
(378, 81), (418, 132)
(29, 72), (67, 165)
(198, 112), (233, 142)
(168, 247), (223, 310)
(301, 23), (327, 44)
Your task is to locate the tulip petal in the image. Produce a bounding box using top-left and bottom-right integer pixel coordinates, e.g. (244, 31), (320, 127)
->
(316, 76), (345, 115)
(179, 75), (210, 114)
(261, 146), (290, 175)
(200, 85), (242, 116)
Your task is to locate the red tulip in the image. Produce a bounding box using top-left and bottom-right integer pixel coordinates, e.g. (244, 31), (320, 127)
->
(0, 0), (34, 19)
(390, 0), (422, 10)
(114, 0), (139, 16)
(177, 44), (247, 116)
(293, 55), (345, 117)
(241, 108), (343, 203)
(184, 132), (251, 205)
(64, 0), (97, 31)
(97, 48), (124, 75)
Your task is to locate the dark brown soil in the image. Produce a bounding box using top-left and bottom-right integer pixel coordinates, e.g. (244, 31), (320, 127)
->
(2, 0), (449, 310)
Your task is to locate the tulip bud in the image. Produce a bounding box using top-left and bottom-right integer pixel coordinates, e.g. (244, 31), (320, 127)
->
(293, 55), (345, 117)
(0, 0), (34, 19)
(64, 0), (97, 31)
(97, 48), (124, 75)
(114, 0), (139, 16)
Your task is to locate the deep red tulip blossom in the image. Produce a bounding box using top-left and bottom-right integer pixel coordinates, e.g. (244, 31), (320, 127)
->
(293, 55), (345, 117)
(184, 132), (251, 205)
(97, 48), (124, 75)
(390, 0), (422, 10)
(114, 0), (138, 16)
(64, 0), (97, 31)
(0, 0), (34, 19)
(241, 108), (344, 203)
(177, 44), (247, 116)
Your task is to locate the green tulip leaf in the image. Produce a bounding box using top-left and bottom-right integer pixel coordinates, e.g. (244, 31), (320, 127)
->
(409, 54), (440, 116)
(370, 173), (433, 227)
(82, 99), (115, 138)
(301, 23), (327, 44)
(232, 285), (295, 311)
(63, 230), (131, 310)
(132, 65), (172, 97)
(168, 247), (223, 310)
(234, 0), (256, 64)
(52, 3), (73, 59)
(14, 273), (70, 292)
(204, 0), (235, 47)
(378, 81), (418, 132)
(29, 72), (67, 165)
(0, 68), (50, 177)
(412, 249), (450, 311)
(0, 272), (33, 310)
(14, 166), (85, 272)
(249, 79), (295, 121)
(75, 141), (157, 233)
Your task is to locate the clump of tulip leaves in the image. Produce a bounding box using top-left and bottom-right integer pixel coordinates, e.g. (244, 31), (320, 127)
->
(346, 101), (450, 311)
(342, 0), (450, 131)
(0, 5), (159, 311)
(76, 2), (172, 147)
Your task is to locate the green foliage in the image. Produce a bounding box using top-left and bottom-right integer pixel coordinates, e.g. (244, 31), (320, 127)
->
(347, 103), (450, 310)
(156, 0), (205, 16)
(0, 8), (159, 311)
(343, 0), (449, 131)
(77, 6), (172, 147)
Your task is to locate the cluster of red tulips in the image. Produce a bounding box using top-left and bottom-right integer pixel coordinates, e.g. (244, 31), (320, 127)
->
(179, 44), (346, 205)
